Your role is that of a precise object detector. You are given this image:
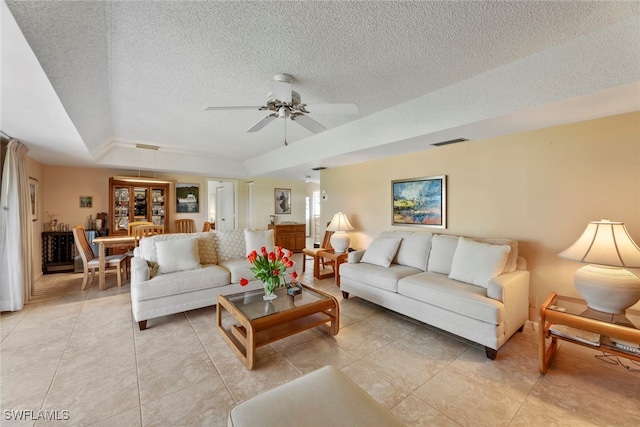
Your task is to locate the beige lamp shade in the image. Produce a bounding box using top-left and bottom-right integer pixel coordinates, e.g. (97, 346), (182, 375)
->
(559, 219), (640, 314)
(327, 212), (355, 254)
(559, 220), (640, 267)
(326, 212), (355, 232)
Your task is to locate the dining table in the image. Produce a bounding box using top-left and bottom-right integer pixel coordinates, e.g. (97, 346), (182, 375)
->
(91, 235), (136, 290)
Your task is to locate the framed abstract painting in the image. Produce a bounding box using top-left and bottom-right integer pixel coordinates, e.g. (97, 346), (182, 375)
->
(392, 175), (446, 228)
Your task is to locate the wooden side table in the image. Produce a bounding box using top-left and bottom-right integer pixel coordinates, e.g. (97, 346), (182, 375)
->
(538, 292), (640, 374)
(315, 251), (349, 286)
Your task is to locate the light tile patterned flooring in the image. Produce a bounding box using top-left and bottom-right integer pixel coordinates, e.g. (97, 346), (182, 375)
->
(2, 255), (639, 426)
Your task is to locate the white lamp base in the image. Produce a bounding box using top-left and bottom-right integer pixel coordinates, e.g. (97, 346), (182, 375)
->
(574, 264), (640, 314)
(330, 232), (350, 254)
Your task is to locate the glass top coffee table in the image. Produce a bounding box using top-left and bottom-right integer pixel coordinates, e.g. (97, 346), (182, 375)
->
(217, 283), (339, 369)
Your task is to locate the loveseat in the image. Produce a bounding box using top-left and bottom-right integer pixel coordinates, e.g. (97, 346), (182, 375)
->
(340, 231), (529, 359)
(130, 229), (287, 330)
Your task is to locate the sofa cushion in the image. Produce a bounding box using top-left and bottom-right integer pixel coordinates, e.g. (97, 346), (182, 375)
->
(449, 237), (510, 287)
(244, 229), (275, 256)
(156, 239), (201, 274)
(341, 262), (422, 293)
(398, 272), (504, 324)
(218, 259), (255, 284)
(427, 234), (459, 275)
(133, 265), (231, 301)
(361, 238), (402, 268)
(380, 231), (432, 270)
(213, 229), (246, 261)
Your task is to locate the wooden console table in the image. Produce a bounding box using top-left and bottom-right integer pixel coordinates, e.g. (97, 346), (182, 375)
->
(538, 292), (640, 374)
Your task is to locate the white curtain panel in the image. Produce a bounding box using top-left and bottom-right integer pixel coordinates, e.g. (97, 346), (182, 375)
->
(0, 139), (33, 311)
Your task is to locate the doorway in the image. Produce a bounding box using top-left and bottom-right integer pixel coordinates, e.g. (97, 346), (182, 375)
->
(207, 180), (237, 230)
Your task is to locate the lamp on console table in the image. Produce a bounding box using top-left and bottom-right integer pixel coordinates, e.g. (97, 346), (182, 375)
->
(559, 219), (640, 314)
(326, 212), (355, 254)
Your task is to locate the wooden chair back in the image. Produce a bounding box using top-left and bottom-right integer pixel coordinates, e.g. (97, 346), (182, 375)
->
(128, 221), (153, 236)
(175, 219), (196, 233)
(72, 225), (96, 263)
(320, 230), (334, 250)
(134, 225), (165, 246)
(202, 221), (214, 232)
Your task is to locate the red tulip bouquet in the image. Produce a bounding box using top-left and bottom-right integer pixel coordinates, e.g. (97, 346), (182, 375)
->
(241, 246), (297, 300)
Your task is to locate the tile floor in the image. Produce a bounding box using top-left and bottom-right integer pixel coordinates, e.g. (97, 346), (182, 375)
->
(1, 255), (639, 426)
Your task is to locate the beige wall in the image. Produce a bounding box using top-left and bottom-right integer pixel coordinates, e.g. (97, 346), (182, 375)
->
(320, 112), (640, 316)
(249, 178), (307, 228)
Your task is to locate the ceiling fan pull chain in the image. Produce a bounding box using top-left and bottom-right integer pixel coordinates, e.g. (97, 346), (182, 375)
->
(284, 114), (288, 146)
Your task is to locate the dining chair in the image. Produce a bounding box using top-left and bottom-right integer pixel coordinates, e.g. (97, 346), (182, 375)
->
(175, 219), (196, 233)
(302, 229), (335, 274)
(202, 221), (215, 232)
(128, 221), (153, 236)
(134, 224), (165, 246)
(72, 226), (128, 290)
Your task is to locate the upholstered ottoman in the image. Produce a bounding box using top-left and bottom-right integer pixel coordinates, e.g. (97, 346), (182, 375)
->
(227, 365), (404, 427)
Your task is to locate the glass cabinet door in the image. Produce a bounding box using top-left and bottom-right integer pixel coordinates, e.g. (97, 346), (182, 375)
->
(151, 188), (166, 226)
(133, 187), (148, 221)
(114, 186), (130, 232)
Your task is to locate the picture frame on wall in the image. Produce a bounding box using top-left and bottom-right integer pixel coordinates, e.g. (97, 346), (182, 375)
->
(392, 175), (446, 228)
(29, 177), (38, 221)
(274, 188), (291, 214)
(79, 196), (93, 208)
(176, 183), (200, 213)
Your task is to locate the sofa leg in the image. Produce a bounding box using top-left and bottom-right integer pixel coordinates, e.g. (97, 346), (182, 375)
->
(341, 291), (350, 299)
(138, 320), (147, 331)
(485, 347), (497, 360)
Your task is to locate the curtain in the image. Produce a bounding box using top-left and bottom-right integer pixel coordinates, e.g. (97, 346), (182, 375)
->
(0, 139), (32, 311)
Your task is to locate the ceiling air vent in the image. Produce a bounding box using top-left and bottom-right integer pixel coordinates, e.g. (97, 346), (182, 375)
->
(432, 138), (469, 147)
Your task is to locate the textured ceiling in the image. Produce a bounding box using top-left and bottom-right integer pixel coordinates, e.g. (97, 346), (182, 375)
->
(2, 1), (639, 181)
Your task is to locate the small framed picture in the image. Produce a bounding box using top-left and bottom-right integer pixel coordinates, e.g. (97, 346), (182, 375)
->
(79, 196), (93, 208)
(29, 177), (38, 221)
(274, 188), (291, 214)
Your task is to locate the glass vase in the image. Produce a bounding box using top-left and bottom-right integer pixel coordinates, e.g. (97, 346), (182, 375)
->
(263, 282), (277, 301)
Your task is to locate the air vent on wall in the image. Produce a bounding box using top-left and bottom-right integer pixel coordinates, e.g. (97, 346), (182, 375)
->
(311, 167), (327, 171)
(432, 138), (469, 147)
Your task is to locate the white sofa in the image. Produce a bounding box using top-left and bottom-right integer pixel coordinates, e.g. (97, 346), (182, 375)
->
(130, 229), (288, 330)
(340, 231), (530, 359)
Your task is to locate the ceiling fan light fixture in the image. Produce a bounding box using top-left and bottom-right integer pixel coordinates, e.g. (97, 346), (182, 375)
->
(278, 106), (289, 118)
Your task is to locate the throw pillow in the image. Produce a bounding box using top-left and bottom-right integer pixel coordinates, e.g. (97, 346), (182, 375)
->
(146, 261), (159, 278)
(381, 231), (432, 270)
(213, 229), (246, 261)
(361, 238), (402, 268)
(244, 229), (275, 256)
(478, 238), (518, 273)
(156, 239), (201, 274)
(194, 233), (218, 264)
(448, 237), (511, 288)
(427, 234), (459, 275)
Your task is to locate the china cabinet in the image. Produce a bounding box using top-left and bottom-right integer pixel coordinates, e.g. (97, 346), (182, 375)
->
(108, 177), (170, 235)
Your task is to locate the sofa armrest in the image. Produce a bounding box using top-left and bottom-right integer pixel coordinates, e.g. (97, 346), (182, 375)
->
(130, 257), (150, 285)
(348, 250), (365, 263)
(487, 270), (530, 337)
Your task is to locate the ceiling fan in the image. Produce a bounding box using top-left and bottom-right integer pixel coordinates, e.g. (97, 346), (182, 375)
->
(204, 74), (358, 144)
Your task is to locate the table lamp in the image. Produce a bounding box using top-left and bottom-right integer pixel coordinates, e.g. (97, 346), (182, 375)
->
(558, 219), (640, 314)
(326, 212), (355, 254)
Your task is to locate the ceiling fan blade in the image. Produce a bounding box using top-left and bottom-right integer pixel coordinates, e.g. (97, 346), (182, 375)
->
(204, 106), (263, 111)
(302, 103), (359, 115)
(269, 80), (292, 103)
(291, 114), (326, 134)
(246, 114), (277, 132)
